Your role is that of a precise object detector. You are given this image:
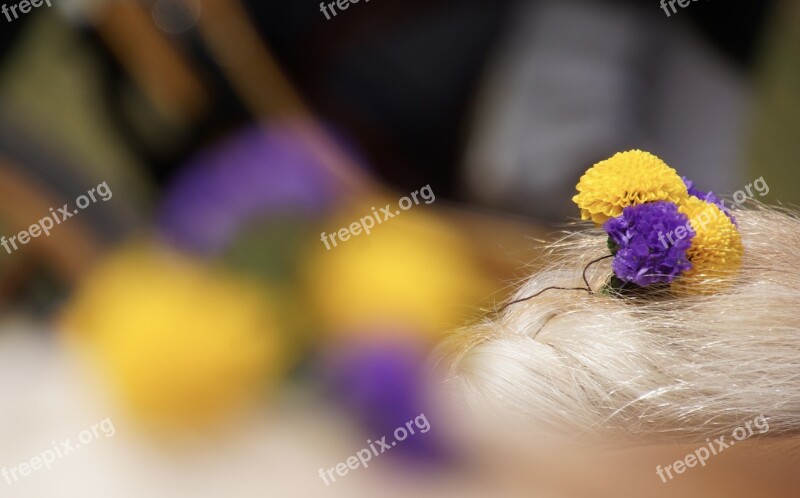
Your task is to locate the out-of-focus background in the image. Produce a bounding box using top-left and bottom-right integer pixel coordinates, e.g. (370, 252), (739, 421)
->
(0, 0), (798, 496)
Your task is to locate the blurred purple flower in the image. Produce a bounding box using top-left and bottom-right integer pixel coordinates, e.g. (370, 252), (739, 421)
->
(160, 125), (343, 254)
(325, 338), (448, 463)
(604, 201), (693, 286)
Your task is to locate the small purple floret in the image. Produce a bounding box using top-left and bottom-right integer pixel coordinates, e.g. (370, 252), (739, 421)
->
(682, 176), (736, 225)
(604, 201), (693, 286)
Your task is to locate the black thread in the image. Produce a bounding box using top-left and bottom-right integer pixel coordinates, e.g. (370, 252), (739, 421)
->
(496, 254), (613, 313)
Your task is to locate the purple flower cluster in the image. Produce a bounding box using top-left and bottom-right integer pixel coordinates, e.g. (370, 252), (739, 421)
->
(682, 177), (736, 225)
(604, 201), (693, 287)
(325, 338), (447, 461)
(159, 125), (343, 254)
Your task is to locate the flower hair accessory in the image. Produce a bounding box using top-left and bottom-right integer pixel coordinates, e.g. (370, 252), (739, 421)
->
(574, 150), (743, 294)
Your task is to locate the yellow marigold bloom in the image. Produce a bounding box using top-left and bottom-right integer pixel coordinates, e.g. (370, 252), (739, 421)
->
(61, 245), (284, 431)
(676, 196), (743, 293)
(573, 150), (688, 224)
(307, 207), (489, 341)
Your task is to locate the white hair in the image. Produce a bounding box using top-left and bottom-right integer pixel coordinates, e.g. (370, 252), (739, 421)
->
(437, 205), (800, 444)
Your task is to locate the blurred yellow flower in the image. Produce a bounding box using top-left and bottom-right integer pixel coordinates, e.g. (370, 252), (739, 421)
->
(61, 245), (283, 430)
(307, 207), (488, 341)
(573, 150), (688, 224)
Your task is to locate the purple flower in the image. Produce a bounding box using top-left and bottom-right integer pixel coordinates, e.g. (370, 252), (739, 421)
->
(682, 177), (736, 225)
(604, 202), (693, 286)
(159, 124), (347, 254)
(324, 337), (449, 463)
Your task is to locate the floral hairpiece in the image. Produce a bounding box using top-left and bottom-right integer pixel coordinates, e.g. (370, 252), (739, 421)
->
(573, 150), (743, 294)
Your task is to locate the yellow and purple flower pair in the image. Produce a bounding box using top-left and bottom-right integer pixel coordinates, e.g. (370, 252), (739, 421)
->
(573, 150), (743, 292)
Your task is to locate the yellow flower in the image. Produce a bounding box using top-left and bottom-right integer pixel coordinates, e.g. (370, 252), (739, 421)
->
(675, 196), (743, 293)
(306, 207), (489, 341)
(61, 245), (284, 431)
(573, 150), (688, 224)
